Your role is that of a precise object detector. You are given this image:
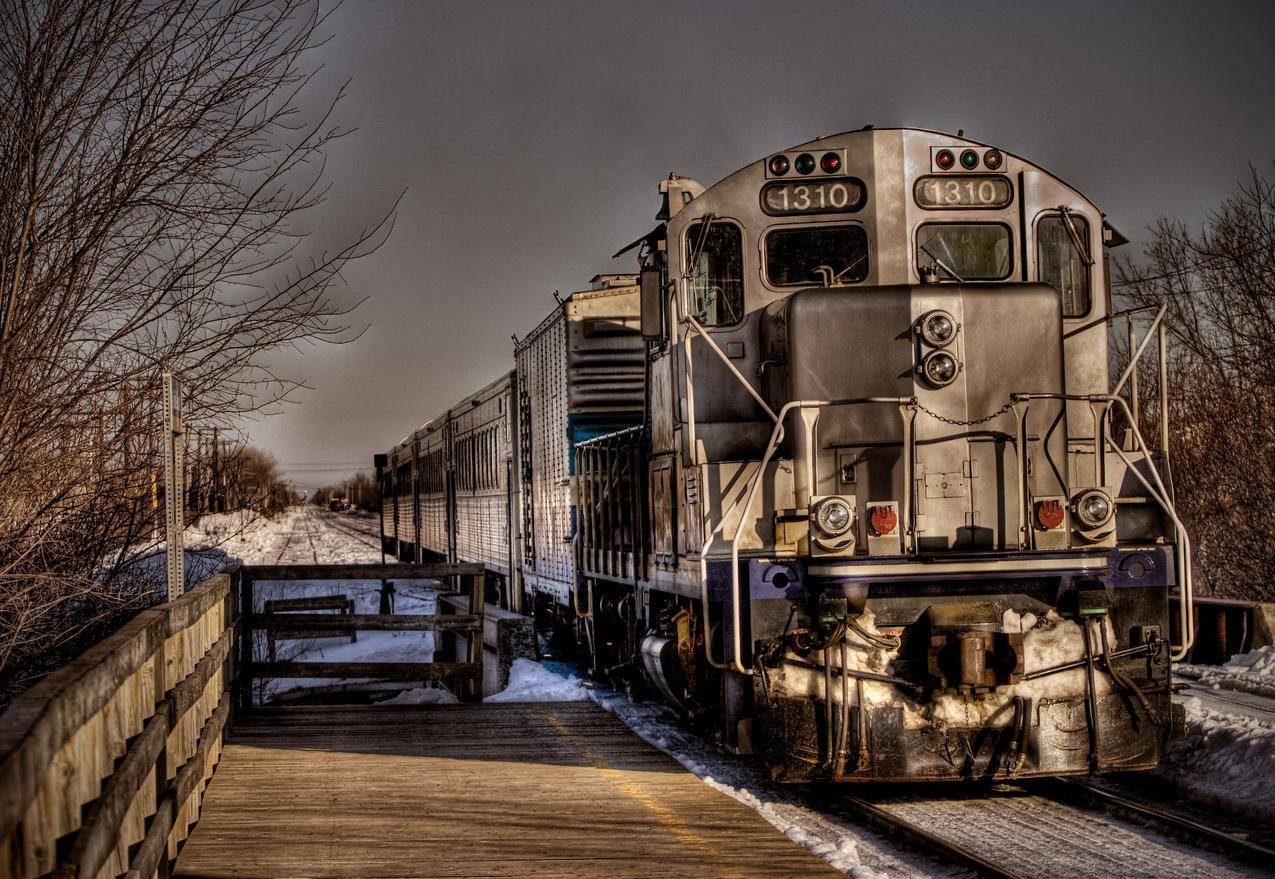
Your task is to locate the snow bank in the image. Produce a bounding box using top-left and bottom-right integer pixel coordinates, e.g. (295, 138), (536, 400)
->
(383, 685), (458, 705)
(1178, 645), (1275, 699)
(484, 658), (589, 702)
(1158, 693), (1275, 824)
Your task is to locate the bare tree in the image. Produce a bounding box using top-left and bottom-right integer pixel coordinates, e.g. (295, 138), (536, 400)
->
(0, 0), (394, 698)
(1115, 165), (1275, 600)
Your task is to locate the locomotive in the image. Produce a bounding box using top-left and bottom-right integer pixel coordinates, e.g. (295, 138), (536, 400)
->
(378, 128), (1193, 782)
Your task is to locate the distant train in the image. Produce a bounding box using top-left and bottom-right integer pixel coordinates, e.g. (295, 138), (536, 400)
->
(377, 128), (1192, 782)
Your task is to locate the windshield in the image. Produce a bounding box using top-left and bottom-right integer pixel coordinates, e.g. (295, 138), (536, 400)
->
(765, 225), (869, 287)
(917, 223), (1012, 281)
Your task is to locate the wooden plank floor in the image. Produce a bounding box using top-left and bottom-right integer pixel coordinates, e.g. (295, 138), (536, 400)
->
(173, 703), (843, 878)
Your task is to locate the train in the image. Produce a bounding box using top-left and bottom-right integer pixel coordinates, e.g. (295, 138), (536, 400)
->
(375, 127), (1193, 782)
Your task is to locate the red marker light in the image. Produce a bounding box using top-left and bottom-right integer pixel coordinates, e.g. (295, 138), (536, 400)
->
(868, 505), (898, 536)
(935, 149), (955, 170)
(820, 152), (842, 174)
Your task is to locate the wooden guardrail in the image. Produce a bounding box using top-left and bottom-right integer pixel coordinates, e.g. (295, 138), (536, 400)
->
(262, 594), (357, 662)
(0, 561), (489, 879)
(0, 570), (236, 879)
(238, 563), (487, 704)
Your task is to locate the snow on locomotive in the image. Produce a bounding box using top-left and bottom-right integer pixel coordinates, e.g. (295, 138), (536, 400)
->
(378, 128), (1193, 782)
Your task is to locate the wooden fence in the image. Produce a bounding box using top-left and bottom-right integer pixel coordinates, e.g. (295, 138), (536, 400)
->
(0, 571), (234, 879)
(0, 561), (488, 879)
(238, 563), (486, 704)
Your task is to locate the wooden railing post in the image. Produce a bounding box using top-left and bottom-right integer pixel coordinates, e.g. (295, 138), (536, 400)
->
(237, 572), (255, 711)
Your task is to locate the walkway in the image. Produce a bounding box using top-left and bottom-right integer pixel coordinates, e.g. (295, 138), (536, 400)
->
(173, 702), (842, 878)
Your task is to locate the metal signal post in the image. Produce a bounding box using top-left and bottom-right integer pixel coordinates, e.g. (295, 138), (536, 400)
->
(163, 372), (185, 600)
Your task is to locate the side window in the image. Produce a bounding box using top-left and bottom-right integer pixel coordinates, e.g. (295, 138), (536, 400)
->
(685, 220), (744, 326)
(1037, 213), (1091, 317)
(916, 223), (1012, 281)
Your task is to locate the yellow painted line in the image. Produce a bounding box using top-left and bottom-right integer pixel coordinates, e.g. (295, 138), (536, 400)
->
(534, 704), (747, 879)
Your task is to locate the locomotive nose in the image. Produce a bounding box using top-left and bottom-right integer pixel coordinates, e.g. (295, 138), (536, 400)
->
(762, 282), (1067, 553)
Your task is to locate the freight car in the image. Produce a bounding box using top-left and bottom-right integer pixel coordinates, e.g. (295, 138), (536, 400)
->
(378, 128), (1193, 782)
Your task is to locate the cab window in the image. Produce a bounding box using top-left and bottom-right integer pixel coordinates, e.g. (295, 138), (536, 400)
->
(764, 224), (869, 287)
(685, 220), (743, 326)
(1037, 213), (1091, 317)
(916, 223), (1012, 281)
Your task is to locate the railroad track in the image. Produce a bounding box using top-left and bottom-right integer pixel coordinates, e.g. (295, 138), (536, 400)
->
(301, 511), (320, 563)
(271, 520), (297, 564)
(316, 512), (382, 550)
(826, 790), (1025, 879)
(821, 778), (1268, 879)
(1035, 776), (1275, 865)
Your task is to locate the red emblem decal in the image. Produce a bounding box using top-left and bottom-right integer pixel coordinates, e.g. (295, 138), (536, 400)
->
(1036, 499), (1065, 530)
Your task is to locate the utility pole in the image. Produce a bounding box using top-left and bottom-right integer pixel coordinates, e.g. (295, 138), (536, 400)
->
(211, 427), (222, 513)
(162, 373), (185, 600)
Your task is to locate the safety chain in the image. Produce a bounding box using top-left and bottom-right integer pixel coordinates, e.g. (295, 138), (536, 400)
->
(911, 398), (1016, 427)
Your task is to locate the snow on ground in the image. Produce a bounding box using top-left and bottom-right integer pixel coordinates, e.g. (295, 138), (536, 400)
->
(1158, 693), (1275, 825)
(1159, 645), (1275, 824)
(484, 658), (590, 702)
(177, 505), (449, 704)
(1177, 645), (1275, 699)
(383, 685), (458, 705)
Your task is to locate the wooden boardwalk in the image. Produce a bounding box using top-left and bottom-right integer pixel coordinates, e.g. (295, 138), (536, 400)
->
(173, 702), (841, 878)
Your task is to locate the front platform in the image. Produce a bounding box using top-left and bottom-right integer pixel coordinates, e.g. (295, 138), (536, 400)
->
(173, 702), (842, 878)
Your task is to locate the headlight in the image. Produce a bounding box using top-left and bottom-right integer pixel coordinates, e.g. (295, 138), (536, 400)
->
(1073, 489), (1114, 528)
(920, 350), (960, 388)
(920, 310), (957, 347)
(813, 497), (853, 537)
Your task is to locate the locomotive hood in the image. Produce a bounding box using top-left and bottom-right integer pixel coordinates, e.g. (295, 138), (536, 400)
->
(761, 283), (1069, 552)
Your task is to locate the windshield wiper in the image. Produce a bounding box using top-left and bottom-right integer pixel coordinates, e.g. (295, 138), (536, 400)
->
(1059, 206), (1095, 267)
(919, 244), (965, 282)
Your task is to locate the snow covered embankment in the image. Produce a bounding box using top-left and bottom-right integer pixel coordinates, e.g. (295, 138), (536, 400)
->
(1178, 645), (1275, 699)
(1161, 645), (1275, 824)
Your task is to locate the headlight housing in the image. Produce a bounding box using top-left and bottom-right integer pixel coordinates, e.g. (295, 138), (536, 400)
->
(813, 497), (853, 537)
(920, 349), (960, 388)
(1073, 489), (1114, 528)
(919, 310), (957, 347)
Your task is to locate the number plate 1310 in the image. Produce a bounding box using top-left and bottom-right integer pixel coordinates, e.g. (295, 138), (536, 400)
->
(914, 175), (1013, 210)
(761, 180), (865, 216)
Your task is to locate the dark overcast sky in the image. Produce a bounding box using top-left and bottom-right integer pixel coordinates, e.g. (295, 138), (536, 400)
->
(247, 0), (1275, 491)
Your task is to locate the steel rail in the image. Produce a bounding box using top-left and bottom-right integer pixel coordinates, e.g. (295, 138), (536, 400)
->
(1041, 777), (1275, 865)
(826, 792), (1027, 879)
(319, 512), (382, 550)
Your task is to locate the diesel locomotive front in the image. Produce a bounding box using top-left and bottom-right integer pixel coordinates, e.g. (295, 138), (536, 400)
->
(575, 128), (1191, 781)
(378, 128), (1193, 783)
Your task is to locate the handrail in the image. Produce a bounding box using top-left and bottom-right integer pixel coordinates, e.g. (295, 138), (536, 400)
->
(707, 388), (1193, 671)
(1013, 392), (1194, 659)
(1062, 303), (1162, 340)
(701, 396), (916, 675)
(1110, 303), (1167, 400)
(0, 573), (234, 879)
(683, 313), (780, 423)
